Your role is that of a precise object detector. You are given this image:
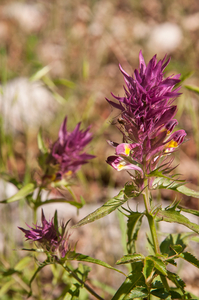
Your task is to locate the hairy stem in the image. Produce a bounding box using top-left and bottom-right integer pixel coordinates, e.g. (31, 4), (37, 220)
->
(62, 264), (104, 300)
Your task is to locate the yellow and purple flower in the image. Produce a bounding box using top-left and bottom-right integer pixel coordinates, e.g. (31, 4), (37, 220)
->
(19, 210), (70, 258)
(106, 51), (186, 180)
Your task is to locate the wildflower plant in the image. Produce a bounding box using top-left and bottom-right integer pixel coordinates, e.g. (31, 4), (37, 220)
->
(71, 52), (199, 299)
(2, 52), (199, 299)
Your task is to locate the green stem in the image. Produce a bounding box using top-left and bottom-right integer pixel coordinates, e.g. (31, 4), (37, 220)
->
(33, 187), (42, 223)
(66, 186), (78, 203)
(143, 179), (160, 254)
(61, 264), (104, 300)
(33, 207), (37, 224)
(143, 180), (170, 294)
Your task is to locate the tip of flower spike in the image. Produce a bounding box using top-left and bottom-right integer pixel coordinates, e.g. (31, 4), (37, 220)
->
(139, 50), (146, 73)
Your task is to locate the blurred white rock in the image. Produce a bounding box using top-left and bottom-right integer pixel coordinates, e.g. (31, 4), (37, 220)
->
(147, 22), (183, 53)
(2, 2), (45, 33)
(0, 180), (18, 200)
(0, 77), (58, 132)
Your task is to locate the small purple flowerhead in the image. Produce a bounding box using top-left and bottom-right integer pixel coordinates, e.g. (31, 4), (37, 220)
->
(106, 51), (186, 185)
(19, 210), (70, 258)
(43, 117), (95, 182)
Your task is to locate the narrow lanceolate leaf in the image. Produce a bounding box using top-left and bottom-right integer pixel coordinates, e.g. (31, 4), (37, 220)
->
(66, 252), (126, 275)
(0, 183), (35, 203)
(127, 212), (143, 254)
(30, 65), (51, 81)
(116, 254), (145, 265)
(153, 177), (199, 198)
(177, 185), (199, 198)
(178, 205), (199, 217)
(72, 189), (128, 228)
(35, 199), (83, 209)
(143, 258), (154, 281)
(28, 263), (47, 297)
(37, 129), (48, 154)
(154, 207), (199, 234)
(184, 84), (199, 95)
(180, 252), (199, 269)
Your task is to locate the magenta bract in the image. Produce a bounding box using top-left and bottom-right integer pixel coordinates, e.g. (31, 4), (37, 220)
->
(48, 117), (95, 180)
(18, 210), (70, 258)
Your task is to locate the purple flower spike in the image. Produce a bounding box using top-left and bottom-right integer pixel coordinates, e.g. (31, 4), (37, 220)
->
(106, 51), (186, 180)
(46, 117), (95, 181)
(19, 210), (70, 258)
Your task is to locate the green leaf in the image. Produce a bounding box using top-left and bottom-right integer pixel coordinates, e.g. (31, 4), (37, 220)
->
(154, 207), (199, 234)
(184, 84), (199, 95)
(127, 212), (143, 254)
(116, 254), (145, 265)
(152, 176), (184, 190)
(0, 183), (35, 203)
(178, 205), (199, 217)
(177, 185), (199, 198)
(151, 288), (170, 299)
(30, 65), (50, 81)
(1, 268), (21, 277)
(77, 263), (91, 282)
(124, 182), (140, 198)
(54, 210), (58, 231)
(143, 257), (154, 281)
(153, 177), (199, 198)
(14, 256), (32, 271)
(180, 71), (194, 83)
(167, 271), (186, 291)
(72, 189), (128, 228)
(125, 286), (148, 299)
(170, 244), (183, 254)
(28, 262), (48, 297)
(37, 129), (48, 154)
(66, 252), (126, 276)
(147, 256), (167, 276)
(170, 290), (184, 299)
(35, 199), (83, 209)
(53, 78), (76, 89)
(111, 262), (146, 300)
(180, 252), (199, 269)
(63, 283), (80, 299)
(160, 233), (188, 257)
(0, 279), (15, 298)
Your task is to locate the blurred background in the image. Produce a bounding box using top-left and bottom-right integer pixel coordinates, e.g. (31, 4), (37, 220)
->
(1, 0), (199, 298)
